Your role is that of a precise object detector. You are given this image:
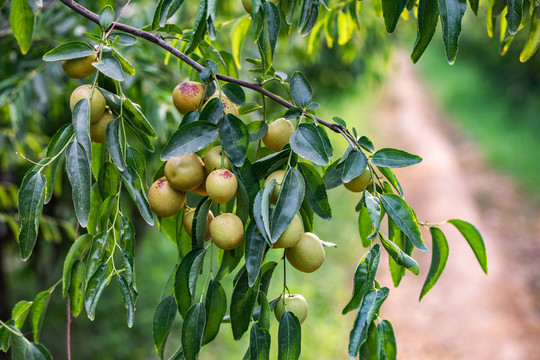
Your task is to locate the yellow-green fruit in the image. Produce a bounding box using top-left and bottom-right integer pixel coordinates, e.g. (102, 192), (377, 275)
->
(274, 294), (308, 324)
(69, 85), (106, 123)
(62, 54), (97, 79)
(264, 170), (286, 204)
(192, 179), (208, 196)
(164, 153), (206, 191)
(242, 0), (252, 13)
(209, 213), (244, 250)
(273, 214), (303, 248)
(90, 110), (114, 143)
(262, 118), (295, 152)
(343, 167), (371, 193)
(204, 93), (239, 117)
(172, 81), (205, 114)
(286, 232), (325, 273)
(206, 169), (238, 204)
(183, 208), (214, 241)
(148, 177), (186, 217)
(204, 146), (231, 175)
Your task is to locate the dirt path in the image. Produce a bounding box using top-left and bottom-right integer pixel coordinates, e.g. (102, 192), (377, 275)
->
(372, 51), (540, 360)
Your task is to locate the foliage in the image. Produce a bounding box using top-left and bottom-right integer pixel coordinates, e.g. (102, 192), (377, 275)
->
(2, 0), (524, 358)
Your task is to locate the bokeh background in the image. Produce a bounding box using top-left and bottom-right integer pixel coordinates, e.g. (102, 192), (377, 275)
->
(1, 0), (539, 359)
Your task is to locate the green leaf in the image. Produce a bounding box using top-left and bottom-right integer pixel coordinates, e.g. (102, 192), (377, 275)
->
(348, 288), (389, 358)
(342, 245), (381, 314)
(379, 194), (427, 251)
(342, 150), (368, 183)
(152, 0), (185, 29)
(153, 295), (177, 359)
(257, 2), (281, 74)
(85, 232), (109, 282)
(29, 290), (51, 342)
(245, 221), (268, 287)
(117, 274), (137, 328)
(231, 17), (251, 69)
(93, 55), (125, 81)
(365, 192), (382, 232)
(382, 0), (408, 32)
(411, 0), (440, 63)
(387, 219), (406, 286)
(253, 179), (276, 246)
(377, 166), (403, 195)
(98, 162), (120, 199)
(72, 98), (92, 162)
(17, 171), (46, 260)
(377, 320), (397, 360)
(299, 0), (320, 36)
(231, 267), (259, 340)
(0, 322), (10, 352)
(289, 71), (312, 108)
(323, 160), (345, 189)
(520, 6), (540, 62)
(371, 148), (422, 168)
(447, 219), (488, 274)
(359, 322), (379, 360)
(85, 262), (111, 320)
(43, 124), (74, 204)
(9, 0), (35, 54)
(257, 292), (271, 330)
(185, 0), (208, 54)
(110, 33), (137, 46)
(119, 216), (136, 285)
(42, 41), (94, 61)
(68, 261), (86, 317)
(358, 206), (373, 248)
(420, 227), (449, 300)
(290, 124), (329, 166)
(25, 342), (52, 360)
(66, 141), (91, 227)
(12, 300), (32, 329)
(175, 248), (206, 318)
(99, 5), (115, 29)
(182, 303), (206, 360)
(297, 162), (331, 220)
(202, 280), (227, 345)
(216, 246), (244, 281)
(122, 98), (157, 138)
(161, 122), (219, 160)
(271, 168), (305, 242)
(121, 166), (154, 225)
(219, 114), (249, 167)
(222, 83), (246, 105)
(506, 0), (522, 34)
(112, 48), (135, 76)
(247, 121), (269, 142)
(379, 232), (420, 275)
(62, 234), (92, 296)
(250, 323), (271, 360)
(192, 197), (212, 249)
(199, 98), (223, 124)
(278, 312), (301, 360)
(438, 0), (467, 64)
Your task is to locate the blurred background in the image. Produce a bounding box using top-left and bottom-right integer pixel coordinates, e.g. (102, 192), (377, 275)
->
(1, 0), (539, 359)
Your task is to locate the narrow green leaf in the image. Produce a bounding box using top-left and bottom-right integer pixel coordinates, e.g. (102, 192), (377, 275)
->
(290, 124), (329, 166)
(42, 41), (94, 61)
(85, 262), (111, 320)
(66, 141), (91, 227)
(271, 168), (305, 242)
(245, 221), (268, 287)
(106, 116), (126, 170)
(68, 261), (86, 317)
(371, 148), (422, 168)
(98, 162), (120, 199)
(153, 295), (177, 359)
(359, 322), (379, 360)
(185, 0), (207, 54)
(175, 248), (206, 318)
(161, 122), (219, 160)
(93, 55), (125, 81)
(119, 216), (136, 286)
(377, 320), (397, 360)
(348, 288), (389, 358)
(297, 162), (331, 220)
(342, 150), (368, 183)
(299, 0), (320, 36)
(520, 6), (540, 62)
(231, 267), (259, 340)
(420, 227), (449, 300)
(278, 312), (301, 360)
(411, 0), (440, 63)
(9, 0), (35, 54)
(122, 98), (157, 138)
(382, 0), (408, 32)
(253, 179), (276, 246)
(12, 300), (32, 329)
(17, 171), (46, 260)
(250, 323), (271, 360)
(43, 124), (73, 204)
(257, 292), (271, 330)
(358, 206), (373, 248)
(289, 71), (312, 108)
(438, 0), (467, 64)
(63, 234), (93, 296)
(152, 0), (185, 29)
(121, 166), (154, 225)
(257, 2), (280, 74)
(379, 232), (420, 275)
(377, 167), (403, 196)
(29, 290), (51, 342)
(192, 197), (212, 249)
(387, 219), (406, 286)
(447, 219), (488, 274)
(219, 114), (249, 167)
(182, 303), (206, 360)
(117, 274), (137, 328)
(506, 0), (523, 34)
(379, 194), (427, 251)
(85, 231), (109, 282)
(202, 280), (227, 345)
(99, 5), (115, 29)
(365, 192), (381, 232)
(342, 245), (381, 314)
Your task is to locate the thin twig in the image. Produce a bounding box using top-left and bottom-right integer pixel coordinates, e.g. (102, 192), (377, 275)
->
(66, 296), (72, 360)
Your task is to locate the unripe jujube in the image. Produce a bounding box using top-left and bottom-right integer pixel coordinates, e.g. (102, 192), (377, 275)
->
(206, 169), (238, 204)
(274, 294), (308, 324)
(344, 167), (372, 193)
(164, 153), (206, 191)
(204, 146), (231, 175)
(90, 110), (115, 143)
(148, 177), (186, 217)
(262, 118), (295, 152)
(273, 214), (303, 248)
(172, 81), (205, 114)
(62, 54), (97, 79)
(286, 232), (325, 273)
(70, 85), (106, 123)
(264, 170), (286, 204)
(209, 213), (244, 250)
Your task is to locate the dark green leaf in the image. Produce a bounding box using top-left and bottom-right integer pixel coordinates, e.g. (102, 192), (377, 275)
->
(0, 322), (10, 352)
(85, 232), (109, 282)
(377, 167), (403, 195)
(68, 261), (85, 317)
(17, 171), (46, 260)
(66, 141), (91, 227)
(192, 197), (212, 249)
(153, 295), (177, 359)
(250, 323), (271, 360)
(253, 179), (275, 246)
(93, 55), (125, 81)
(342, 149), (368, 182)
(98, 162), (120, 200)
(257, 2), (281, 74)
(9, 0), (35, 54)
(412, 0), (440, 62)
(252, 148), (290, 179)
(182, 303), (206, 360)
(247, 121), (269, 142)
(219, 114), (249, 167)
(258, 261), (278, 296)
(323, 160), (345, 189)
(420, 227), (449, 300)
(297, 162), (331, 220)
(359, 322), (379, 360)
(387, 219), (406, 286)
(26, 342), (52, 360)
(365, 192), (381, 232)
(257, 292), (271, 330)
(185, 0), (207, 54)
(123, 98), (157, 138)
(153, 0), (185, 29)
(290, 124), (329, 166)
(215, 246), (244, 281)
(199, 98), (223, 124)
(467, 0), (479, 14)
(119, 216), (136, 285)
(382, 0), (408, 32)
(202, 280), (227, 345)
(43, 124), (74, 204)
(448, 219), (488, 274)
(348, 288), (389, 358)
(99, 5), (115, 29)
(299, 198), (315, 232)
(380, 232), (419, 275)
(342, 245), (381, 314)
(231, 267), (259, 340)
(506, 0), (522, 34)
(245, 221), (268, 287)
(289, 71), (312, 108)
(371, 148), (422, 168)
(278, 312), (301, 360)
(42, 41), (94, 61)
(299, 0), (320, 36)
(117, 274), (137, 328)
(438, 0), (467, 64)
(62, 234), (92, 296)
(377, 320), (397, 360)
(271, 168), (305, 242)
(379, 194), (427, 251)
(175, 248), (206, 318)
(121, 166), (154, 225)
(29, 291), (51, 342)
(85, 262), (111, 320)
(222, 83), (246, 105)
(161, 122), (219, 160)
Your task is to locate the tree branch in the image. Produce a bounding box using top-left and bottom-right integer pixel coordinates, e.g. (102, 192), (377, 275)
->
(58, 0), (360, 150)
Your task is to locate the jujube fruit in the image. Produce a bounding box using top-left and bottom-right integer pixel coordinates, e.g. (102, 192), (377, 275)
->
(273, 214), (303, 248)
(264, 170), (286, 204)
(148, 177), (186, 217)
(204, 146), (231, 175)
(206, 169), (238, 204)
(69, 85), (106, 123)
(286, 232), (325, 273)
(62, 54), (97, 79)
(262, 118), (295, 152)
(343, 167), (371, 193)
(209, 213), (244, 250)
(183, 208), (214, 241)
(274, 294), (308, 324)
(90, 110), (114, 143)
(172, 81), (204, 114)
(164, 153), (205, 191)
